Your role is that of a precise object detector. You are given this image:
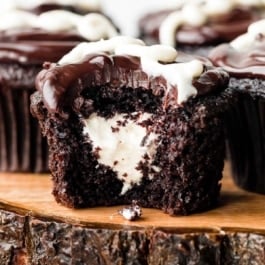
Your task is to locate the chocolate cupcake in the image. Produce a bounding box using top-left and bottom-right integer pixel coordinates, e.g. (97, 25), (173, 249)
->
(139, 0), (264, 56)
(0, 9), (117, 172)
(31, 36), (231, 215)
(209, 19), (265, 194)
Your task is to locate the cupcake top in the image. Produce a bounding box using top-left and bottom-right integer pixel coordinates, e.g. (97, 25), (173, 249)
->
(0, 9), (117, 42)
(36, 36), (228, 112)
(1, 0), (100, 14)
(140, 0), (264, 47)
(209, 19), (265, 78)
(0, 9), (118, 64)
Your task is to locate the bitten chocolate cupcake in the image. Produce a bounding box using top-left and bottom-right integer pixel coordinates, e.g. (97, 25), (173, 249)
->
(31, 36), (231, 215)
(209, 19), (265, 194)
(0, 9), (117, 172)
(139, 0), (264, 56)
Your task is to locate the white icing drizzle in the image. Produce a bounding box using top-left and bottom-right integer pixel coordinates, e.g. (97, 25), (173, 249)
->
(115, 44), (178, 63)
(0, 10), (118, 41)
(0, 10), (37, 30)
(231, 19), (265, 50)
(115, 44), (202, 104)
(59, 36), (145, 64)
(59, 36), (203, 104)
(83, 113), (159, 195)
(0, 0), (100, 13)
(159, 0), (265, 46)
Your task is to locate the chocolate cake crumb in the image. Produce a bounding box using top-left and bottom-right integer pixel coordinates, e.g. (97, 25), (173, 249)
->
(111, 126), (119, 132)
(118, 200), (142, 221)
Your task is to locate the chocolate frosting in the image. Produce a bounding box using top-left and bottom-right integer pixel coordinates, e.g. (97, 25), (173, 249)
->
(35, 53), (229, 113)
(0, 27), (87, 64)
(28, 3), (93, 15)
(0, 12), (116, 64)
(0, 28), (86, 43)
(139, 7), (261, 46)
(0, 41), (78, 64)
(209, 36), (265, 79)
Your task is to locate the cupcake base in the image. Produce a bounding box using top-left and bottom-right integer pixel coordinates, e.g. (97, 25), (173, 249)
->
(225, 78), (265, 194)
(0, 63), (48, 172)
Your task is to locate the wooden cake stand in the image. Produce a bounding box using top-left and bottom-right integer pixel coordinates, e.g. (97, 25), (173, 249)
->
(0, 163), (264, 264)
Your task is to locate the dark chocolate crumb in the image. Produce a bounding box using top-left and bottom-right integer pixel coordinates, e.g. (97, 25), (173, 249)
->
(94, 147), (102, 159)
(111, 126), (120, 133)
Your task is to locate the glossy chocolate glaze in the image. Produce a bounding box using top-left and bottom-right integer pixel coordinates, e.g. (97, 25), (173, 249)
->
(35, 53), (229, 113)
(0, 41), (78, 64)
(0, 25), (89, 64)
(28, 3), (94, 15)
(0, 28), (86, 43)
(139, 7), (261, 46)
(209, 37), (265, 79)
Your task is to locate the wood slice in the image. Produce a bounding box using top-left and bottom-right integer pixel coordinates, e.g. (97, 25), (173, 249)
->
(0, 163), (264, 265)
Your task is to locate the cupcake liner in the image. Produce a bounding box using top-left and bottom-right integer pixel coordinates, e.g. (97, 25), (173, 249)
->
(0, 87), (48, 172)
(225, 93), (265, 194)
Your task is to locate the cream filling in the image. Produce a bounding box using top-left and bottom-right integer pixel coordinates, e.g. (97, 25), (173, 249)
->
(83, 113), (159, 195)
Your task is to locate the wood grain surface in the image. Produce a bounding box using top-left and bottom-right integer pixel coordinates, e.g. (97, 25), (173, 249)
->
(0, 163), (264, 234)
(0, 163), (265, 264)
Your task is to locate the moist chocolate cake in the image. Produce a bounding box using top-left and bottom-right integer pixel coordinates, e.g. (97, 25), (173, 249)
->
(31, 36), (231, 215)
(209, 19), (265, 194)
(0, 10), (117, 172)
(139, 0), (264, 56)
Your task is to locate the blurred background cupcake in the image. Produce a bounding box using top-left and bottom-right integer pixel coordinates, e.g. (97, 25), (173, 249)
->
(137, 0), (265, 56)
(209, 19), (265, 194)
(0, 4), (117, 172)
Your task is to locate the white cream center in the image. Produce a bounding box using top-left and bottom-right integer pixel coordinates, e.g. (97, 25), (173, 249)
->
(83, 113), (158, 194)
(159, 0), (265, 46)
